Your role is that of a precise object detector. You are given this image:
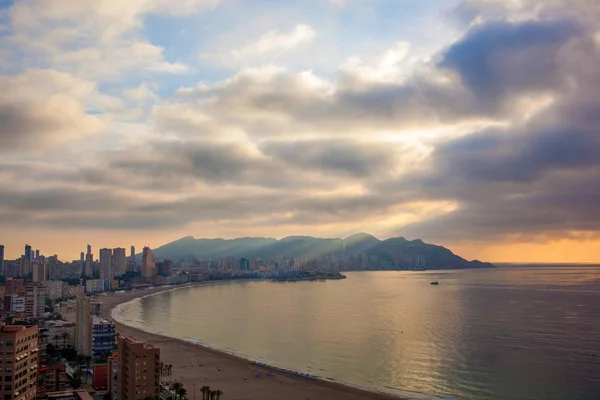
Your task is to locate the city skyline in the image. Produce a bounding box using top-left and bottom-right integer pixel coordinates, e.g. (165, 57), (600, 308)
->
(1, 1), (599, 263)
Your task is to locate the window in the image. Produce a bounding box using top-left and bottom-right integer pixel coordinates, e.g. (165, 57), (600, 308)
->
(4, 385), (11, 391)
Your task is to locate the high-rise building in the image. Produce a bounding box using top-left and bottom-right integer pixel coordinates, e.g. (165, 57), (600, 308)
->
(5, 278), (24, 295)
(24, 244), (32, 262)
(117, 336), (160, 400)
(240, 258), (250, 271)
(0, 324), (39, 400)
(141, 247), (156, 278)
(130, 246), (135, 258)
(0, 244), (4, 275)
(25, 282), (46, 319)
(85, 245), (93, 277)
(92, 317), (115, 362)
(75, 297), (92, 357)
(35, 250), (40, 260)
(112, 248), (127, 278)
(32, 263), (47, 282)
(99, 249), (113, 281)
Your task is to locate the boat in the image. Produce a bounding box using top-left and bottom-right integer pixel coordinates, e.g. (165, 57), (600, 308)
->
(430, 281), (439, 285)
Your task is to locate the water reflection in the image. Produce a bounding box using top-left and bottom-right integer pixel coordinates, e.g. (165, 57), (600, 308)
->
(122, 267), (600, 400)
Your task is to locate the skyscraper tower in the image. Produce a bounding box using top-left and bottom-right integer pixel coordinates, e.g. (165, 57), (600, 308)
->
(113, 248), (127, 277)
(85, 245), (93, 277)
(35, 249), (40, 260)
(130, 246), (135, 258)
(0, 245), (4, 276)
(25, 244), (32, 261)
(99, 248), (113, 281)
(141, 247), (156, 278)
(75, 297), (92, 357)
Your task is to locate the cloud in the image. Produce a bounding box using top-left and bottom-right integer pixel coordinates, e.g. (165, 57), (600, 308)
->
(200, 24), (317, 68)
(2, 0), (600, 256)
(0, 69), (104, 151)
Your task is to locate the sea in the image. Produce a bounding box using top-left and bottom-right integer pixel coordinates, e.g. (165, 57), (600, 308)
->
(114, 266), (600, 400)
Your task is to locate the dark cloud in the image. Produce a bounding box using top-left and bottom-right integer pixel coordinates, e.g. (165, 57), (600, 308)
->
(439, 19), (581, 105)
(260, 139), (401, 177)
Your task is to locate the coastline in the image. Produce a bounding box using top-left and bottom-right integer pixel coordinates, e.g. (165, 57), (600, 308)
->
(84, 283), (429, 400)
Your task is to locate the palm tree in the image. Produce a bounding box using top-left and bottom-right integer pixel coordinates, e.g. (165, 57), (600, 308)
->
(176, 387), (187, 400)
(213, 390), (222, 400)
(168, 364), (173, 376)
(61, 332), (71, 348)
(160, 362), (164, 379)
(200, 386), (210, 400)
(53, 335), (61, 347)
(170, 381), (182, 398)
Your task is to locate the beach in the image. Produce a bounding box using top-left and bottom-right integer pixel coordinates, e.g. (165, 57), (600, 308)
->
(64, 285), (406, 400)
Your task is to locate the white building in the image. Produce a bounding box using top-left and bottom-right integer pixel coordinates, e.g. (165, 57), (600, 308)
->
(43, 280), (66, 301)
(85, 279), (106, 294)
(5, 294), (25, 313)
(25, 282), (46, 319)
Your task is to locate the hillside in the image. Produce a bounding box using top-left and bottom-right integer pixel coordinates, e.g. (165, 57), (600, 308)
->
(150, 233), (494, 270)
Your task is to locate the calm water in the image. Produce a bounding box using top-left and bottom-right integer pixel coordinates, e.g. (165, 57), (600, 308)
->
(116, 267), (600, 400)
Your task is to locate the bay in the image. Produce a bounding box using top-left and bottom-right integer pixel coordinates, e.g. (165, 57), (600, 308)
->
(118, 266), (600, 400)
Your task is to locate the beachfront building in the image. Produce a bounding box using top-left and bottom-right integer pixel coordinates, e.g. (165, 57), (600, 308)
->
(117, 336), (160, 400)
(0, 324), (39, 400)
(75, 297), (92, 357)
(92, 317), (115, 362)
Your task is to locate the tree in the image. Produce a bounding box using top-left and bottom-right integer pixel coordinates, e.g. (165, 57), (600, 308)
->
(170, 382), (182, 394)
(69, 369), (83, 389)
(61, 332), (71, 348)
(176, 387), (187, 400)
(53, 335), (61, 347)
(213, 390), (222, 400)
(200, 386), (210, 400)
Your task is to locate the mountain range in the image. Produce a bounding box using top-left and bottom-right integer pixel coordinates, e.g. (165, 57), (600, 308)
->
(150, 233), (494, 270)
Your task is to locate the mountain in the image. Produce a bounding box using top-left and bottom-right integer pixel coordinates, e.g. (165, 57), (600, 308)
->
(150, 233), (494, 270)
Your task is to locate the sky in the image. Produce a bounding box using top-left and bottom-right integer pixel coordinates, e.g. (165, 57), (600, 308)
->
(1, 0), (599, 262)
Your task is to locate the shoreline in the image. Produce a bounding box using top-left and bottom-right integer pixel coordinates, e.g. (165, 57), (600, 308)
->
(87, 282), (431, 400)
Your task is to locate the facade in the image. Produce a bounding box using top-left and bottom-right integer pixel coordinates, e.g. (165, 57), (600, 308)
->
(107, 351), (118, 400)
(92, 317), (115, 362)
(32, 264), (47, 283)
(0, 325), (39, 400)
(74, 297), (92, 357)
(99, 249), (113, 281)
(5, 279), (24, 296)
(43, 363), (66, 393)
(85, 280), (106, 294)
(24, 283), (45, 319)
(141, 247), (156, 278)
(117, 336), (160, 400)
(112, 248), (127, 278)
(92, 364), (108, 390)
(43, 281), (66, 301)
(4, 295), (26, 314)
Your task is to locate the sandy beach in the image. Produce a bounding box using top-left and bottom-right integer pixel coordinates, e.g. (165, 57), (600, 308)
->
(63, 285), (407, 400)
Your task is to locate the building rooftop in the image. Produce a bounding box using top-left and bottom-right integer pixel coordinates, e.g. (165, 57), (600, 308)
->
(1, 325), (35, 333)
(121, 336), (158, 349)
(92, 317), (113, 325)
